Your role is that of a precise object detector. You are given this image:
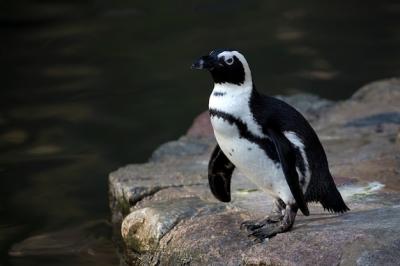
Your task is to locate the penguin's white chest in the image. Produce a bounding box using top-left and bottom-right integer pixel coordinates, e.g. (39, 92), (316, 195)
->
(209, 85), (294, 202)
(210, 116), (291, 200)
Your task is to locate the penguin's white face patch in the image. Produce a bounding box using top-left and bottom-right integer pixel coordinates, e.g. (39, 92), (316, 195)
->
(218, 51), (235, 65)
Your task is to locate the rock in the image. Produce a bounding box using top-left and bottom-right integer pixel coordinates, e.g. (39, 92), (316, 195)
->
(397, 130), (400, 145)
(149, 136), (214, 163)
(276, 93), (334, 122)
(320, 78), (400, 129)
(109, 78), (400, 265)
(121, 198), (222, 253)
(344, 112), (400, 127)
(186, 111), (213, 138)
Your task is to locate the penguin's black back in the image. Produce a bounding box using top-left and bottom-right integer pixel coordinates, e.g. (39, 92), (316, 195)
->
(249, 89), (349, 213)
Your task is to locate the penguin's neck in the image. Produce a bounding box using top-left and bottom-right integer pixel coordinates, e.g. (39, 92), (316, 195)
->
(209, 81), (265, 138)
(209, 78), (256, 112)
(209, 81), (252, 111)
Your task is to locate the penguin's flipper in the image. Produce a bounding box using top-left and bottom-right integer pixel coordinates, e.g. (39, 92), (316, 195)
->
(208, 144), (235, 202)
(268, 129), (310, 216)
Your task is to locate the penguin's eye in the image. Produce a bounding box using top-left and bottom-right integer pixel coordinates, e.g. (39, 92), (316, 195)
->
(225, 57), (234, 65)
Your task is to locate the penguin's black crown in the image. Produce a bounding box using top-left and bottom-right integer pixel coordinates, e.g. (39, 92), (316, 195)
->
(191, 49), (250, 85)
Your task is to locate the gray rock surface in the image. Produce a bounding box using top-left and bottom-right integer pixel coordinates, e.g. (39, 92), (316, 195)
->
(109, 78), (400, 265)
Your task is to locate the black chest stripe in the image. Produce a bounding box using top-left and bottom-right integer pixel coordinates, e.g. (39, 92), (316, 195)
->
(209, 109), (279, 164)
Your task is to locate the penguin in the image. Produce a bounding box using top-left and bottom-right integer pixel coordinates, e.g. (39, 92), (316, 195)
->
(191, 49), (349, 240)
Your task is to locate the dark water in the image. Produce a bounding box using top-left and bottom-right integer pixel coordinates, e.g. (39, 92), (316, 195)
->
(1, 0), (400, 265)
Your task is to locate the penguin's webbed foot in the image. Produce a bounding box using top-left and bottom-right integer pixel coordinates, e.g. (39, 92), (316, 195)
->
(248, 223), (282, 242)
(245, 204), (298, 242)
(240, 198), (286, 231)
(240, 214), (283, 231)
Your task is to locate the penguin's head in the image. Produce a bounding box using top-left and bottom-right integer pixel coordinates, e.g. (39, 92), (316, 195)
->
(191, 49), (252, 86)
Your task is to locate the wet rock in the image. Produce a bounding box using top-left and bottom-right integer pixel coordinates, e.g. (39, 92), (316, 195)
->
(109, 78), (400, 265)
(8, 220), (120, 265)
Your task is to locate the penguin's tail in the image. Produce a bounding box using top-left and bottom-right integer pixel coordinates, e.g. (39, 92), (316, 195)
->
(306, 172), (350, 213)
(319, 177), (350, 213)
(320, 186), (350, 213)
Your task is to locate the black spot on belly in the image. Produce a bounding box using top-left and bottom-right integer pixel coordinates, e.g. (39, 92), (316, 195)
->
(231, 148), (234, 152)
(228, 152), (232, 156)
(248, 147), (252, 151)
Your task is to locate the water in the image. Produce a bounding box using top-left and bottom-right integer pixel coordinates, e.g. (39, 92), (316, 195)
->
(1, 1), (400, 265)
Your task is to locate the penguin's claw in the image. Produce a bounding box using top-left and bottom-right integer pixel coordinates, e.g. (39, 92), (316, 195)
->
(240, 219), (262, 231)
(248, 224), (280, 241)
(240, 215), (283, 231)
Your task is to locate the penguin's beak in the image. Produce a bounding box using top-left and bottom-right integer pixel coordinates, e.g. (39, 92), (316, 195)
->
(191, 55), (217, 70)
